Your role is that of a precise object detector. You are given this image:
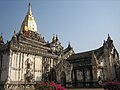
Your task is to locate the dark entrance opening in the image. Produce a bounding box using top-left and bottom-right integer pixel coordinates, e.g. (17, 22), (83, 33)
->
(49, 68), (56, 82)
(60, 71), (66, 87)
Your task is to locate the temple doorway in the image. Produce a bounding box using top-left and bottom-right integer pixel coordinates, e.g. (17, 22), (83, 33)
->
(60, 71), (66, 87)
(50, 68), (56, 82)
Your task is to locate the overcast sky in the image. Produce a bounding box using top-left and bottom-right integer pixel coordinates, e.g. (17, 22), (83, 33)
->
(0, 0), (120, 53)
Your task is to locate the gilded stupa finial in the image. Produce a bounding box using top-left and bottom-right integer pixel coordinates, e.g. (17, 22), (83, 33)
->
(20, 3), (38, 33)
(28, 2), (32, 15)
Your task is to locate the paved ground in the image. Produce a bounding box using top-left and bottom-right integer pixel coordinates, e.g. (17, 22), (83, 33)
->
(67, 88), (104, 90)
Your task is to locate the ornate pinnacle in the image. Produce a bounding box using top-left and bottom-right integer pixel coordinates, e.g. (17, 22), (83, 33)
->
(28, 2), (32, 15)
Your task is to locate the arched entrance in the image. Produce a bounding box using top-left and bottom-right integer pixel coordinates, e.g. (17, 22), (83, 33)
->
(49, 68), (56, 82)
(60, 71), (66, 87)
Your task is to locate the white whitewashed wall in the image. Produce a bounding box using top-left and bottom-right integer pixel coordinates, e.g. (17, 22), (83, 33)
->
(8, 50), (43, 82)
(34, 55), (42, 81)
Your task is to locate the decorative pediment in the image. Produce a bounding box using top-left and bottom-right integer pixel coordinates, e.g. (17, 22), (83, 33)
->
(55, 60), (72, 73)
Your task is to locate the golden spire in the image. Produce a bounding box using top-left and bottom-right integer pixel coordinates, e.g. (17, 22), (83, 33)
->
(20, 3), (37, 33)
(28, 2), (32, 15)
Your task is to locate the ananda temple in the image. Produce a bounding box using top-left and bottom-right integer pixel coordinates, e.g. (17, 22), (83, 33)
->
(0, 3), (120, 90)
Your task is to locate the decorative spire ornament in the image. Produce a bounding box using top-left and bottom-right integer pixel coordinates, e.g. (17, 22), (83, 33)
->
(68, 41), (71, 48)
(20, 3), (38, 33)
(28, 2), (32, 15)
